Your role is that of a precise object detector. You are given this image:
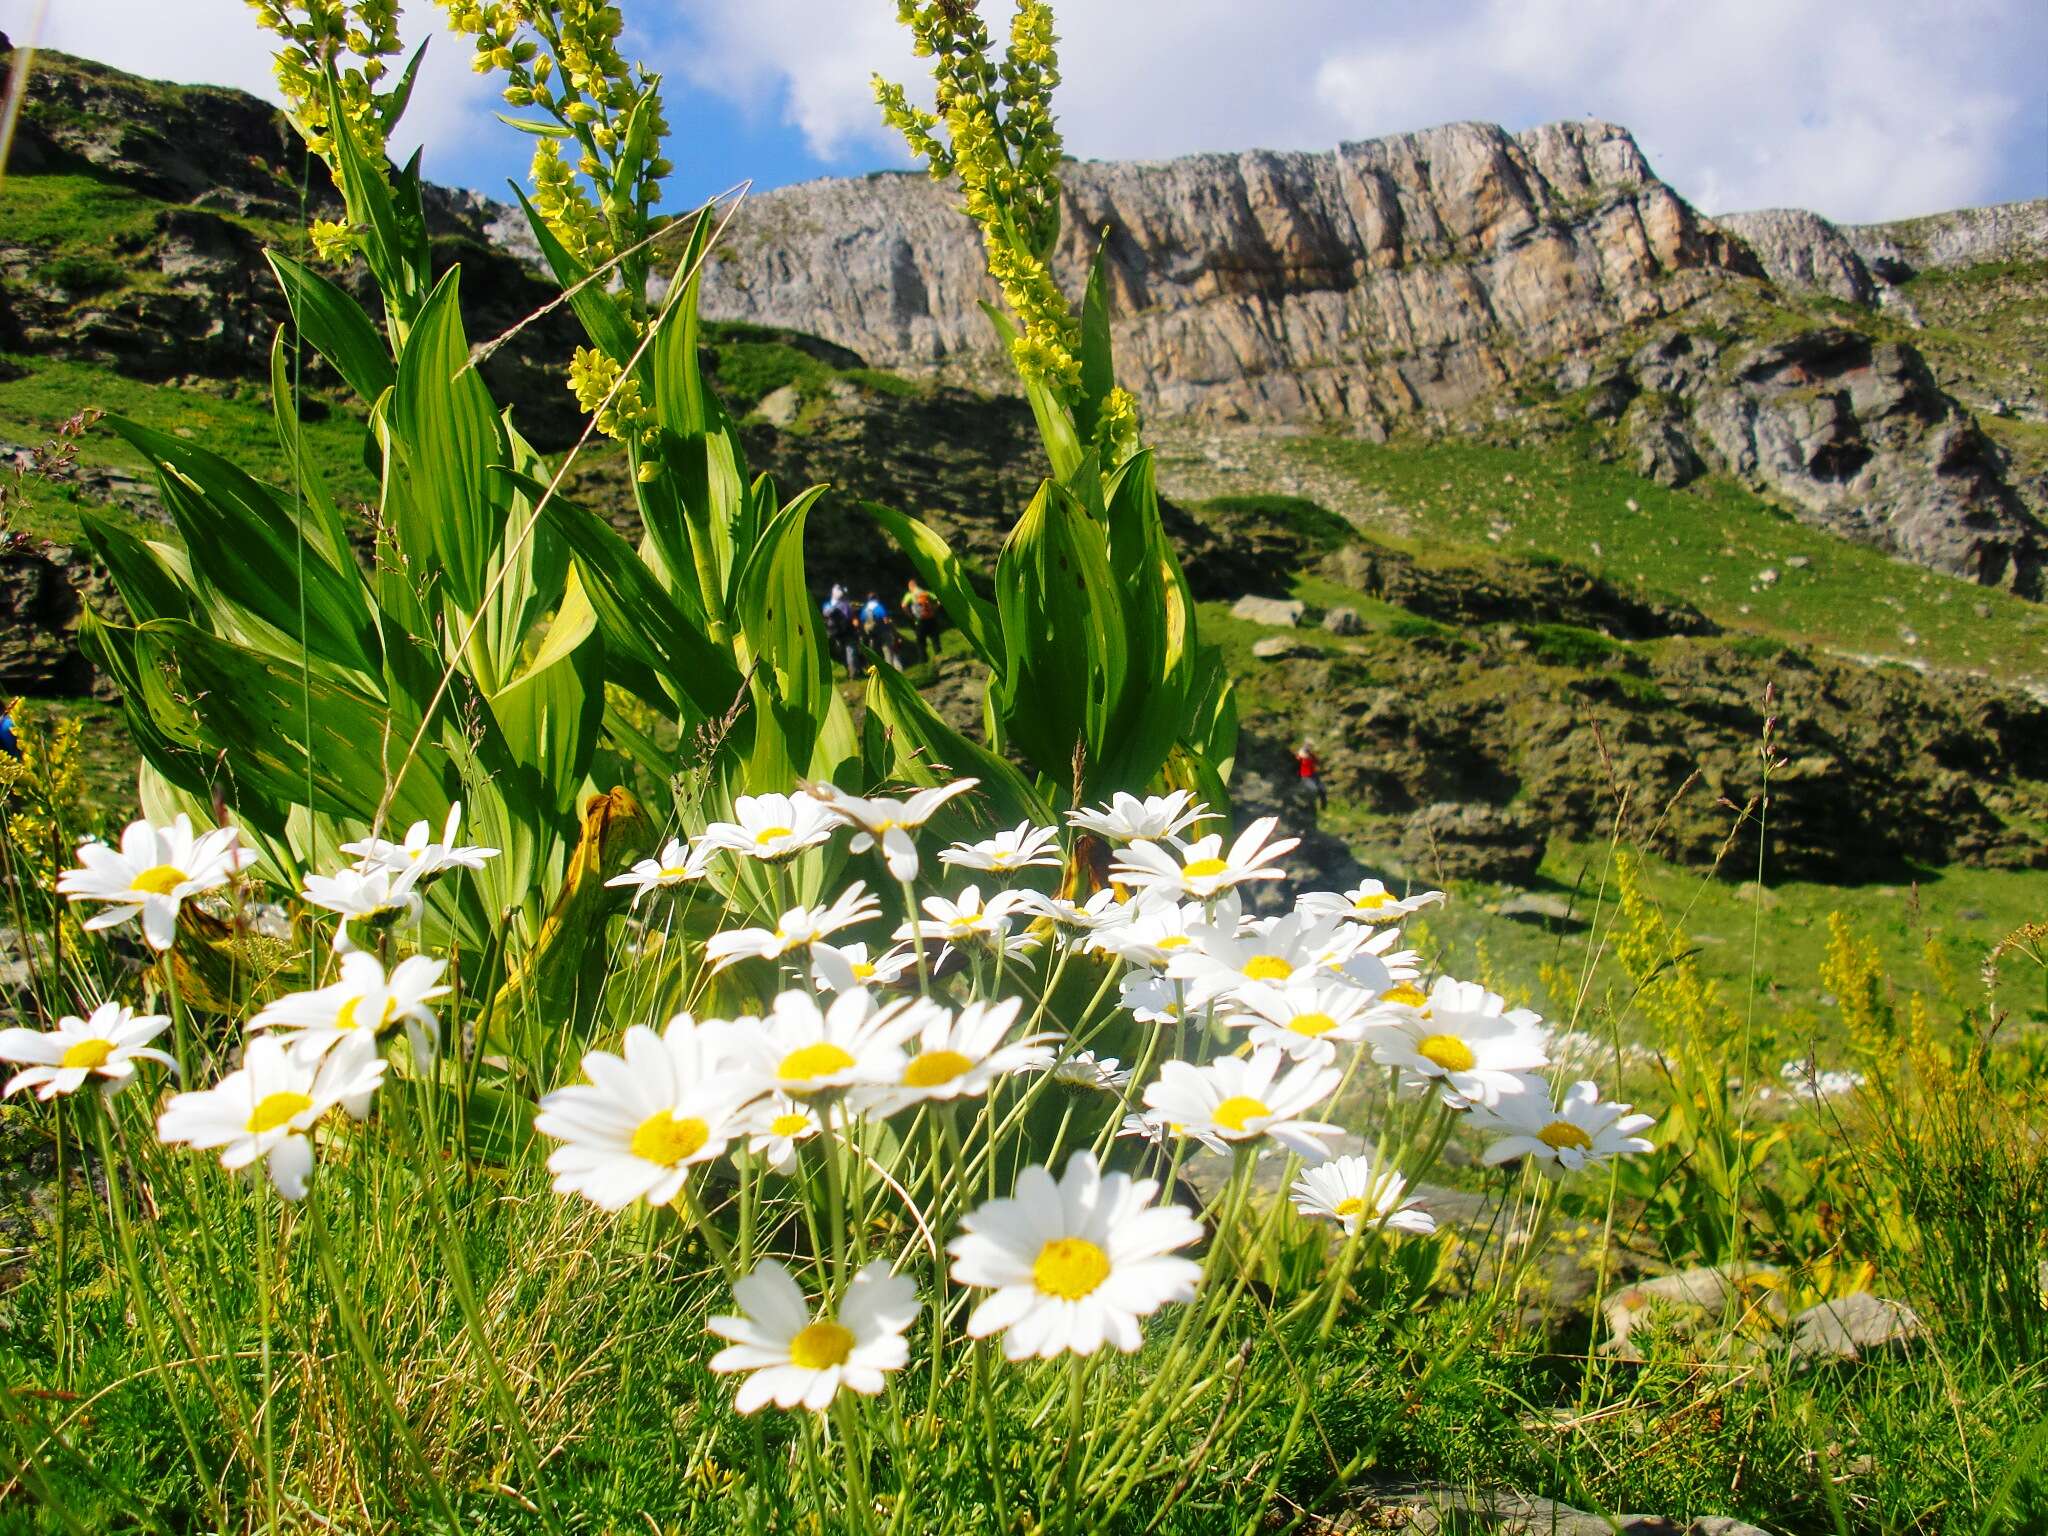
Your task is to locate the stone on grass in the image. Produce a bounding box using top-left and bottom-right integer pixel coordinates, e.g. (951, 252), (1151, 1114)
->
(1398, 802), (1543, 884)
(1787, 1292), (1925, 1362)
(1347, 1485), (1780, 1536)
(1251, 635), (1320, 661)
(1321, 604), (1363, 635)
(752, 383), (802, 427)
(1600, 1263), (1786, 1361)
(1230, 594), (1305, 627)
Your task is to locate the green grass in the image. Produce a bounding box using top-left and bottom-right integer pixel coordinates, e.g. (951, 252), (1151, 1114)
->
(0, 355), (377, 542)
(1288, 434), (2048, 681)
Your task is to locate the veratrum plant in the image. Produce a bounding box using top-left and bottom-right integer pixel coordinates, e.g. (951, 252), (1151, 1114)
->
(870, 0), (1239, 818)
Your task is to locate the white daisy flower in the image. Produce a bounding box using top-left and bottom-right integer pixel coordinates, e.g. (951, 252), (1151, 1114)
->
(1052, 1050), (1131, 1093)
(301, 865), (424, 953)
(1295, 879), (1446, 926)
(1141, 1047), (1343, 1160)
(1328, 925), (1422, 989)
(695, 792), (840, 864)
(340, 803), (499, 881)
(810, 941), (916, 994)
(156, 1034), (386, 1200)
(1085, 892), (1208, 969)
(939, 820), (1063, 874)
(1229, 976), (1384, 1062)
(805, 778), (980, 881)
(895, 884), (1035, 949)
(1067, 790), (1211, 844)
(1291, 1155), (1437, 1236)
(533, 1015), (759, 1211)
(1117, 1110), (1231, 1158)
(709, 1259), (918, 1414)
(249, 951), (450, 1065)
(705, 882), (882, 972)
(57, 814), (257, 951)
(719, 988), (926, 1098)
(1, 1003), (176, 1100)
(1475, 1080), (1655, 1174)
(1166, 909), (1346, 1007)
(949, 1151), (1204, 1360)
(1118, 971), (1196, 1027)
(862, 998), (1058, 1113)
(1372, 977), (1549, 1109)
(1011, 885), (1126, 938)
(741, 1095), (823, 1172)
(605, 837), (709, 906)
(1111, 816), (1299, 902)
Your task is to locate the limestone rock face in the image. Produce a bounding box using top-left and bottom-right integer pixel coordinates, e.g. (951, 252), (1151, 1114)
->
(699, 121), (1753, 430)
(1714, 209), (1875, 305)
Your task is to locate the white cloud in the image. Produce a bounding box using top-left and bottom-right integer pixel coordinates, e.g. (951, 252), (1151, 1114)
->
(15, 0), (493, 171)
(659, 0), (2040, 223)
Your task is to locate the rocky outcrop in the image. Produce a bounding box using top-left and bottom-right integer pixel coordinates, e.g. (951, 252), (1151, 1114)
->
(1714, 209), (1876, 305)
(0, 545), (106, 695)
(702, 121), (1754, 430)
(1717, 198), (2048, 303)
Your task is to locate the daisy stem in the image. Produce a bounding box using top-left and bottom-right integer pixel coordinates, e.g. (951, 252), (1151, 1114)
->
(256, 1185), (278, 1536)
(832, 1396), (877, 1536)
(88, 1102), (232, 1534)
(898, 878), (932, 997)
(681, 1182), (738, 1285)
(305, 1188), (464, 1532)
(1056, 1350), (1095, 1535)
(821, 1101), (850, 1293)
(52, 1095), (70, 1392)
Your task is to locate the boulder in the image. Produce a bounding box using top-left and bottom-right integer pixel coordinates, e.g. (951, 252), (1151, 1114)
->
(1398, 802), (1544, 884)
(1600, 1263), (1786, 1361)
(1321, 604), (1363, 635)
(1627, 401), (1705, 487)
(1347, 1486), (1780, 1536)
(1787, 1292), (1926, 1362)
(1231, 594), (1305, 627)
(1250, 634), (1319, 660)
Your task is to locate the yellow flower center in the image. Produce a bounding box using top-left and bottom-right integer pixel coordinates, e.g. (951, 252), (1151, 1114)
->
(247, 1091), (314, 1135)
(769, 1113), (814, 1138)
(1381, 984), (1426, 1008)
(1156, 935), (1190, 951)
(1418, 1034), (1476, 1073)
(1212, 1094), (1272, 1133)
(1182, 858), (1229, 879)
(754, 825), (794, 846)
(1331, 1196), (1368, 1218)
(1353, 892), (1392, 911)
(59, 1038), (115, 1070)
(903, 1049), (975, 1088)
(777, 1042), (857, 1084)
(1243, 955), (1293, 982)
(630, 1112), (711, 1167)
(658, 865), (694, 881)
(131, 864), (187, 896)
(1288, 1012), (1338, 1038)
(1033, 1237), (1112, 1300)
(851, 960), (877, 979)
(1538, 1121), (1593, 1152)
(788, 1320), (856, 1370)
(335, 995), (398, 1033)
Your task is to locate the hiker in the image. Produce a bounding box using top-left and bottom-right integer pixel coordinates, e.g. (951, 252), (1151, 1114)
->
(1294, 739), (1326, 810)
(902, 576), (944, 661)
(0, 706), (18, 761)
(822, 584), (861, 677)
(860, 591), (905, 670)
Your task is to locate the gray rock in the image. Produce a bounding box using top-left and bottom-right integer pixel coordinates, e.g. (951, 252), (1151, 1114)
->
(751, 383), (803, 427)
(1399, 802), (1544, 885)
(1715, 208), (1876, 305)
(1627, 401), (1705, 488)
(1321, 604), (1364, 636)
(1785, 555), (1810, 569)
(1250, 634), (1320, 661)
(1497, 891), (1579, 924)
(1787, 1292), (1925, 1361)
(1601, 1263), (1787, 1360)
(1232, 594), (1306, 627)
(1350, 1486), (1781, 1536)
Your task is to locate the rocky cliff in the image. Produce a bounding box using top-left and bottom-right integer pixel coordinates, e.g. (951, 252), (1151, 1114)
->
(696, 131), (2048, 597)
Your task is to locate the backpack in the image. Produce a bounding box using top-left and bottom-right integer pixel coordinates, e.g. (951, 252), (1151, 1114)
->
(908, 588), (941, 622)
(822, 599), (853, 640)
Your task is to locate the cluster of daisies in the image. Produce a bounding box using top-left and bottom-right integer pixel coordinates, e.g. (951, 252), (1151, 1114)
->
(5, 782), (1655, 1416)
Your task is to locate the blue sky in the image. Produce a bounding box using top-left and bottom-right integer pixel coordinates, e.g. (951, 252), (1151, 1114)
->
(16, 0), (2048, 225)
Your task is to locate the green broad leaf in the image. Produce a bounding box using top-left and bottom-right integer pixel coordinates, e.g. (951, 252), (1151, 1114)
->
(265, 251), (395, 407)
(667, 423), (749, 620)
(132, 620), (447, 839)
(268, 328), (355, 571)
(379, 38), (431, 136)
(980, 299), (1085, 482)
(323, 76), (420, 326)
(103, 415), (381, 676)
(734, 483), (830, 731)
(992, 480), (1124, 795)
(1094, 450), (1194, 792)
(80, 510), (193, 627)
(862, 663), (1052, 829)
(1074, 237), (1117, 447)
(76, 615), (217, 804)
(465, 417), (569, 694)
(864, 500), (1005, 675)
(510, 187), (639, 362)
(647, 208), (714, 436)
(388, 267), (508, 613)
(505, 468), (745, 720)
(494, 114), (574, 138)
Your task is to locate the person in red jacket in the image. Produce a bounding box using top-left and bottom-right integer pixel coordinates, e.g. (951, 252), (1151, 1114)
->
(1294, 739), (1326, 809)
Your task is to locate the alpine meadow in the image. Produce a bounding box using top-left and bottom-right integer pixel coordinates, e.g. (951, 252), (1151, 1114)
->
(1, 2), (2045, 1534)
